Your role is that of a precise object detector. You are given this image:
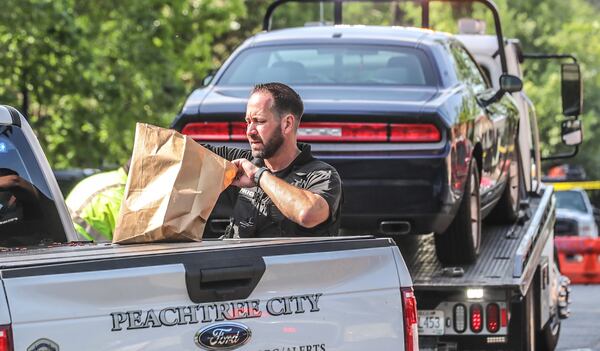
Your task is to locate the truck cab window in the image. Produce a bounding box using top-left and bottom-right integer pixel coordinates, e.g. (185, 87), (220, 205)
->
(0, 127), (67, 247)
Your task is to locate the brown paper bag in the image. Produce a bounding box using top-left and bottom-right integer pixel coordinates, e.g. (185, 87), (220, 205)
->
(113, 123), (237, 244)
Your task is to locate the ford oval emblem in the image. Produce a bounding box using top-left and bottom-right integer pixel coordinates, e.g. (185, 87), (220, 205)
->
(195, 322), (251, 350)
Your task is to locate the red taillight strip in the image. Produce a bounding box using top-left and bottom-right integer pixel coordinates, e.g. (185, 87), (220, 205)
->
(390, 123), (441, 143)
(0, 325), (13, 351)
(401, 287), (419, 351)
(183, 121), (441, 143)
(297, 122), (387, 142)
(230, 122), (247, 141)
(181, 122), (230, 141)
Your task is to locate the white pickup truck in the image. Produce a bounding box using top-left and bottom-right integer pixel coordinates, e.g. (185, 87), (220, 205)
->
(0, 105), (417, 351)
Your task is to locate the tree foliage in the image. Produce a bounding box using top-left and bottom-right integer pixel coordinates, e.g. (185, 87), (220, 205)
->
(1, 0), (599, 178)
(0, 0), (244, 168)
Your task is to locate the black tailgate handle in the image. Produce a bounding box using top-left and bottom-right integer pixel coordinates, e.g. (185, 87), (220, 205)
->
(185, 258), (266, 304)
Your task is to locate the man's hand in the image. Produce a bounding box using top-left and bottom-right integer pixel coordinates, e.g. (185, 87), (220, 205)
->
(231, 159), (259, 188)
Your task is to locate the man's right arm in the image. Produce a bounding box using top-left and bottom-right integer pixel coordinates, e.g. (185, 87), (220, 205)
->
(202, 144), (252, 162)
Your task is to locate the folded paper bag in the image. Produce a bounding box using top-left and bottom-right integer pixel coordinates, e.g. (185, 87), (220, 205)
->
(113, 123), (237, 244)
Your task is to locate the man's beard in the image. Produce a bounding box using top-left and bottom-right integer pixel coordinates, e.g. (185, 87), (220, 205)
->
(251, 127), (284, 159)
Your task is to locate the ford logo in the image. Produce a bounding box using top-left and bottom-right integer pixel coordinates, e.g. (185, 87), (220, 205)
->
(195, 322), (252, 350)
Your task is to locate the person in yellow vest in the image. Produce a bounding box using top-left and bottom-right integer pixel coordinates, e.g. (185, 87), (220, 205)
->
(65, 163), (128, 242)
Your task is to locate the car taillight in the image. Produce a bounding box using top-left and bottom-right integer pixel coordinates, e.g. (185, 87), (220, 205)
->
(470, 304), (483, 333)
(401, 287), (419, 351)
(0, 325), (13, 351)
(453, 304), (467, 333)
(182, 121), (441, 143)
(297, 122), (387, 142)
(390, 123), (441, 142)
(486, 303), (500, 333)
(181, 122), (229, 141)
(230, 122), (247, 141)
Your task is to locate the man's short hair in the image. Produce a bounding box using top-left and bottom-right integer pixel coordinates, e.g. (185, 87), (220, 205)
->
(251, 82), (304, 125)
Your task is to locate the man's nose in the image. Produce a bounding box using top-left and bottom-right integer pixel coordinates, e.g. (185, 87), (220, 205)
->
(247, 122), (257, 135)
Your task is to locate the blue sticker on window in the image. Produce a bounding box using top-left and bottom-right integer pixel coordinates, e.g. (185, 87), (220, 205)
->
(0, 143), (6, 153)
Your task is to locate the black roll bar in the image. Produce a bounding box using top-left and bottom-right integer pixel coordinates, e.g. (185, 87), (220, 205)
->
(263, 0), (509, 73)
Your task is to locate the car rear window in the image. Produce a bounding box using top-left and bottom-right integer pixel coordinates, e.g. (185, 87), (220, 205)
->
(217, 44), (437, 86)
(555, 190), (589, 213)
(0, 126), (67, 246)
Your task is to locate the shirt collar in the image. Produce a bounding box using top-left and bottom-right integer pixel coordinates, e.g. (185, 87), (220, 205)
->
(273, 143), (314, 176)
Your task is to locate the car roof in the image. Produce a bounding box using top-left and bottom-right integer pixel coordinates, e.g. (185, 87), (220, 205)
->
(247, 25), (452, 47)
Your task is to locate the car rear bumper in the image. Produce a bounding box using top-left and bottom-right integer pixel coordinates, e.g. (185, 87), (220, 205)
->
(319, 149), (462, 235)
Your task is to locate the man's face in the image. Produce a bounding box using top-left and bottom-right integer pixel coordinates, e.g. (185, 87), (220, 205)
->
(245, 92), (285, 159)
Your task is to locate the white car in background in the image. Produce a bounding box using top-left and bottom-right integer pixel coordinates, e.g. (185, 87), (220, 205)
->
(554, 189), (599, 237)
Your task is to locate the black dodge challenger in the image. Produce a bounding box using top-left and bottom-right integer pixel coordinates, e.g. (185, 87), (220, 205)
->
(171, 25), (521, 264)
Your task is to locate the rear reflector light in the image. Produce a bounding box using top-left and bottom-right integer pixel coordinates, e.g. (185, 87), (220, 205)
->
(390, 123), (441, 142)
(470, 304), (483, 333)
(0, 325), (13, 351)
(401, 287), (419, 351)
(453, 304), (467, 333)
(501, 307), (508, 327)
(182, 122), (441, 143)
(486, 303), (500, 333)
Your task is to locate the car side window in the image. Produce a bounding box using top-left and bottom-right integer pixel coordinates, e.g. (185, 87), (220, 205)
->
(449, 43), (489, 94)
(0, 126), (67, 246)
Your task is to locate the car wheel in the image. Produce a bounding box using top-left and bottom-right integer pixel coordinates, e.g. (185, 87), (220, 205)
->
(434, 160), (481, 265)
(488, 138), (521, 223)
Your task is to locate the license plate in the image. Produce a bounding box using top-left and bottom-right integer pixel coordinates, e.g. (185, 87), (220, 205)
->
(418, 310), (445, 335)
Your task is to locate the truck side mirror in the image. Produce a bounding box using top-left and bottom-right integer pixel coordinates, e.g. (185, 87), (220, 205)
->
(499, 74), (523, 93)
(561, 119), (583, 146)
(482, 74), (523, 106)
(561, 63), (583, 116)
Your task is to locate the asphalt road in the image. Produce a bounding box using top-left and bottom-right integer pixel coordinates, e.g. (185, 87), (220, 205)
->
(556, 285), (600, 351)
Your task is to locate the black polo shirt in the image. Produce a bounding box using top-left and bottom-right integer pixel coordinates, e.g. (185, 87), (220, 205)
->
(204, 143), (342, 237)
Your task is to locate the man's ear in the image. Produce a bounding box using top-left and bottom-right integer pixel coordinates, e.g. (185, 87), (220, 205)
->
(282, 114), (295, 134)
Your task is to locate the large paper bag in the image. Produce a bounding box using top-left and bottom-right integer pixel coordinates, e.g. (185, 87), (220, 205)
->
(113, 123), (237, 244)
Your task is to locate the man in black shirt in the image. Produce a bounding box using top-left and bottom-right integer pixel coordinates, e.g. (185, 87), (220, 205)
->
(206, 83), (342, 238)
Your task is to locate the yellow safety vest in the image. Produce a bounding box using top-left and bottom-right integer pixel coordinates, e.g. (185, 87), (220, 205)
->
(66, 168), (127, 242)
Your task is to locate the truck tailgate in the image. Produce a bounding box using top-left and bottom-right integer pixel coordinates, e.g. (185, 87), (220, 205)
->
(0, 237), (410, 350)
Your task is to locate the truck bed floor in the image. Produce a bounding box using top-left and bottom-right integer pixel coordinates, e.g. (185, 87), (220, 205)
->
(397, 193), (543, 289)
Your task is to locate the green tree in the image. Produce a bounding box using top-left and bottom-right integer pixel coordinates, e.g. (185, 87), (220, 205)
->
(0, 0), (244, 168)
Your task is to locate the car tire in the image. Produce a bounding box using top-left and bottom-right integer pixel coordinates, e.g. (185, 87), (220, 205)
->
(488, 138), (521, 223)
(434, 160), (481, 265)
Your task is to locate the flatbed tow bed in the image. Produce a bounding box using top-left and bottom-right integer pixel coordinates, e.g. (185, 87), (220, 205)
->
(395, 186), (567, 350)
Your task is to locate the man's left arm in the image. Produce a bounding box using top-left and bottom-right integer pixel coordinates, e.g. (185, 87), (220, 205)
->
(260, 173), (329, 228)
(231, 159), (340, 228)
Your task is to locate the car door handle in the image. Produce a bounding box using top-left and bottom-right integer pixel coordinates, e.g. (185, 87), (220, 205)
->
(185, 258), (265, 304)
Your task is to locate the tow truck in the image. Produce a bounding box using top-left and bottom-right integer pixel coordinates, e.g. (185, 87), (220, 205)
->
(257, 1), (581, 350)
(404, 1), (583, 349)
